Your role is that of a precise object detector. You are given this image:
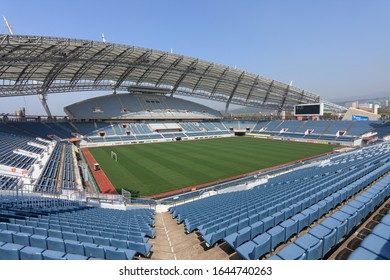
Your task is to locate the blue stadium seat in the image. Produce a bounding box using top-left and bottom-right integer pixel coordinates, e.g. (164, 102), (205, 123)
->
(42, 250), (66, 260)
(20, 246), (44, 260)
(30, 234), (48, 250)
(272, 243), (307, 260)
(12, 232), (31, 246)
(358, 234), (390, 259)
(105, 248), (136, 260)
(307, 224), (337, 258)
(347, 247), (386, 260)
(0, 243), (24, 260)
(46, 237), (66, 252)
(294, 234), (323, 260)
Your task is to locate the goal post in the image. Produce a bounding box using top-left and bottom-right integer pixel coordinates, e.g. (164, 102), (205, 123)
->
(111, 151), (118, 162)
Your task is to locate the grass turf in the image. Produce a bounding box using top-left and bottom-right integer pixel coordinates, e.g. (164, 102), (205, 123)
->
(88, 137), (337, 197)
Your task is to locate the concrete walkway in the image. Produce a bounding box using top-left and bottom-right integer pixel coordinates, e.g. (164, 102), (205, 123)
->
(143, 212), (242, 260)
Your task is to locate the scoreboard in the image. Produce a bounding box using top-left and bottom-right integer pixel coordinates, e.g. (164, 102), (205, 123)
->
(294, 103), (324, 116)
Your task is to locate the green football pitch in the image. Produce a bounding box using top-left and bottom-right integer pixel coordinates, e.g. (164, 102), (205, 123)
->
(88, 137), (337, 197)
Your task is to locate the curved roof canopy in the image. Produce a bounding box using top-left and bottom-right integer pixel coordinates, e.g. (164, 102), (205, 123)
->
(0, 34), (346, 112)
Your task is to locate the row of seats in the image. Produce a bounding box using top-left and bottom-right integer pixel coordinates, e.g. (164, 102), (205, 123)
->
(269, 173), (390, 260)
(348, 214), (390, 259)
(0, 198), (155, 259)
(0, 239), (136, 260)
(226, 161), (390, 260)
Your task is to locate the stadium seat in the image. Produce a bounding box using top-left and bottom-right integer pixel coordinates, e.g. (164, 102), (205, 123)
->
(294, 234), (323, 260)
(30, 234), (48, 250)
(46, 237), (66, 252)
(320, 217), (348, 244)
(358, 234), (390, 259)
(280, 218), (298, 240)
(0, 243), (24, 260)
(271, 243), (307, 260)
(307, 224), (337, 258)
(42, 250), (66, 260)
(236, 233), (271, 260)
(12, 232), (31, 246)
(372, 223), (390, 241)
(0, 230), (14, 243)
(347, 247), (386, 260)
(105, 248), (136, 260)
(20, 246), (44, 260)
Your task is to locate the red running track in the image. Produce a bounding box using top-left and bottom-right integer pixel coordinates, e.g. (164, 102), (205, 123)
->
(82, 148), (117, 194)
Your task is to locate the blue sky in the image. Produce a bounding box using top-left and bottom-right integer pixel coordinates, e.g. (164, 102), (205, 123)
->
(1, 0), (389, 115)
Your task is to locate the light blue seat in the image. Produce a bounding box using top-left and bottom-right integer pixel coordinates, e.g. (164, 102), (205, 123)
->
(110, 238), (128, 249)
(320, 217), (348, 243)
(280, 218), (298, 240)
(273, 243), (306, 260)
(34, 227), (48, 236)
(294, 234), (323, 260)
(7, 223), (20, 232)
(359, 234), (390, 259)
(381, 215), (390, 227)
(224, 226), (251, 249)
(48, 229), (63, 239)
(62, 231), (78, 241)
(372, 223), (390, 241)
(250, 220), (264, 239)
(262, 216), (275, 232)
(347, 247), (386, 260)
(20, 246), (44, 260)
(347, 200), (368, 221)
(65, 240), (85, 255)
(315, 200), (328, 218)
(84, 243), (105, 259)
(42, 249), (66, 260)
(236, 233), (271, 260)
(291, 213), (309, 232)
(0, 243), (24, 260)
(339, 205), (358, 232)
(225, 223), (238, 236)
(30, 234), (48, 249)
(94, 236), (111, 246)
(301, 207), (318, 225)
(203, 228), (226, 247)
(355, 195), (374, 215)
(267, 226), (285, 249)
(238, 218), (249, 231)
(105, 248), (136, 260)
(126, 241), (152, 257)
(308, 224), (337, 257)
(271, 211), (284, 225)
(78, 233), (94, 243)
(12, 232), (31, 246)
(0, 230), (14, 243)
(46, 237), (66, 253)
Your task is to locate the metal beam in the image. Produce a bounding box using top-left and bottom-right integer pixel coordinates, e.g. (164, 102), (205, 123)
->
(224, 71), (245, 115)
(114, 50), (153, 89)
(210, 66), (229, 97)
(262, 80), (274, 105)
(155, 55), (184, 86)
(171, 59), (198, 95)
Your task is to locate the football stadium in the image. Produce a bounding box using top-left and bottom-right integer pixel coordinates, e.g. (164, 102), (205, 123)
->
(0, 33), (390, 262)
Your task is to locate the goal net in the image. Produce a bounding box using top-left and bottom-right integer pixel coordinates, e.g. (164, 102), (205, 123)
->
(111, 151), (118, 162)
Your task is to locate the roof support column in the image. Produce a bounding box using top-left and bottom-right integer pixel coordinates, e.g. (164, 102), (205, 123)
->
(37, 90), (52, 117)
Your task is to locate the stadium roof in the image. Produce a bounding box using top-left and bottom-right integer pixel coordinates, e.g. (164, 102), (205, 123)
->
(0, 34), (346, 112)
